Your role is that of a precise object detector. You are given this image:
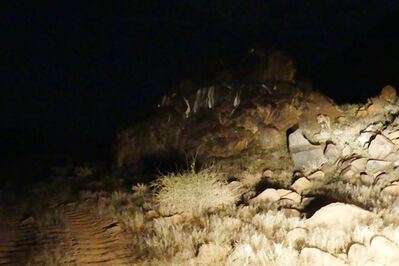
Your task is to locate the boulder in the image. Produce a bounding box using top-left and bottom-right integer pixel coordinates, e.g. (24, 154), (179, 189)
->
(368, 134), (396, 160)
(387, 129), (399, 141)
(341, 158), (367, 182)
(357, 125), (379, 147)
(382, 184), (399, 196)
(324, 143), (341, 164)
(299, 248), (347, 266)
(288, 128), (326, 171)
(308, 170), (325, 181)
(276, 189), (292, 198)
(347, 243), (375, 266)
(291, 177), (312, 194)
(251, 188), (280, 205)
(360, 173), (375, 186)
(306, 203), (372, 229)
(280, 191), (301, 205)
(367, 160), (392, 173)
(369, 236), (399, 264)
(341, 144), (353, 157)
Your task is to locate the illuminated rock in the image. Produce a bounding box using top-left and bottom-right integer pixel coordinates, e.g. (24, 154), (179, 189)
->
(341, 158), (367, 182)
(369, 236), (399, 264)
(382, 184), (399, 196)
(288, 128), (325, 171)
(360, 173), (374, 186)
(347, 243), (375, 266)
(367, 159), (392, 172)
(306, 202), (372, 229)
(250, 188), (280, 204)
(357, 124), (379, 147)
(308, 170), (325, 181)
(324, 143), (341, 164)
(299, 248), (347, 266)
(280, 191), (301, 205)
(291, 177), (312, 194)
(341, 144), (352, 157)
(368, 134), (396, 159)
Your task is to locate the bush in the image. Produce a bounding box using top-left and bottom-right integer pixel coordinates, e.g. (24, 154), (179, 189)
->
(154, 167), (241, 216)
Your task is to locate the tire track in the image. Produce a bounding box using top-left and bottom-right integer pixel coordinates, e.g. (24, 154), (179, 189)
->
(0, 204), (137, 265)
(61, 205), (136, 265)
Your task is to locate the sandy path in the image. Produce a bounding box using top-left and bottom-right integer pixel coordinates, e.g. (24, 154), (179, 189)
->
(0, 205), (137, 265)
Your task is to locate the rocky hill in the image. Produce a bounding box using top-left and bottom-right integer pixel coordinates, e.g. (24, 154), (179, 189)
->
(2, 51), (399, 265)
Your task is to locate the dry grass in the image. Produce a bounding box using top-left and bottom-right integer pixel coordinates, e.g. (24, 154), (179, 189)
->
(154, 167), (242, 216)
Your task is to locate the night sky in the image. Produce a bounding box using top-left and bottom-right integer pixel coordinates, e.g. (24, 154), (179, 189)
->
(3, 2), (399, 168)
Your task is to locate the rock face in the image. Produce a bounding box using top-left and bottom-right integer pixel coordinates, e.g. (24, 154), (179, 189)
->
(288, 128), (325, 171)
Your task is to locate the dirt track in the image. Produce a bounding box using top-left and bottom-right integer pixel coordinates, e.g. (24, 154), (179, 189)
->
(0, 204), (137, 265)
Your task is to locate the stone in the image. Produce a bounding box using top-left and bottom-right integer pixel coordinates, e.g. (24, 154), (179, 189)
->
(324, 143), (341, 164)
(388, 130), (399, 140)
(360, 173), (374, 186)
(299, 248), (347, 266)
(288, 128), (326, 171)
(276, 189), (292, 198)
(381, 85), (397, 100)
(342, 144), (353, 157)
(367, 159), (392, 173)
(291, 177), (312, 194)
(347, 243), (375, 266)
(368, 134), (396, 159)
(280, 191), (301, 205)
(385, 152), (399, 163)
(357, 125), (379, 147)
(308, 170), (325, 181)
(351, 158), (368, 172)
(306, 202), (372, 229)
(251, 188), (280, 204)
(341, 161), (365, 182)
(382, 185), (399, 196)
(369, 236), (399, 264)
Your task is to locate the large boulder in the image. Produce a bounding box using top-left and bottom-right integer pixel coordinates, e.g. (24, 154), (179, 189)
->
(306, 202), (373, 229)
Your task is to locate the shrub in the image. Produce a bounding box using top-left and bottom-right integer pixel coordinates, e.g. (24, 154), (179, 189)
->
(154, 167), (241, 216)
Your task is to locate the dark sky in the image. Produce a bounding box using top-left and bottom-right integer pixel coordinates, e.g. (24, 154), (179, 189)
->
(3, 1), (399, 162)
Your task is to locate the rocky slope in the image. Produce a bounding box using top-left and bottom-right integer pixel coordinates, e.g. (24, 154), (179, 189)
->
(2, 50), (399, 264)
